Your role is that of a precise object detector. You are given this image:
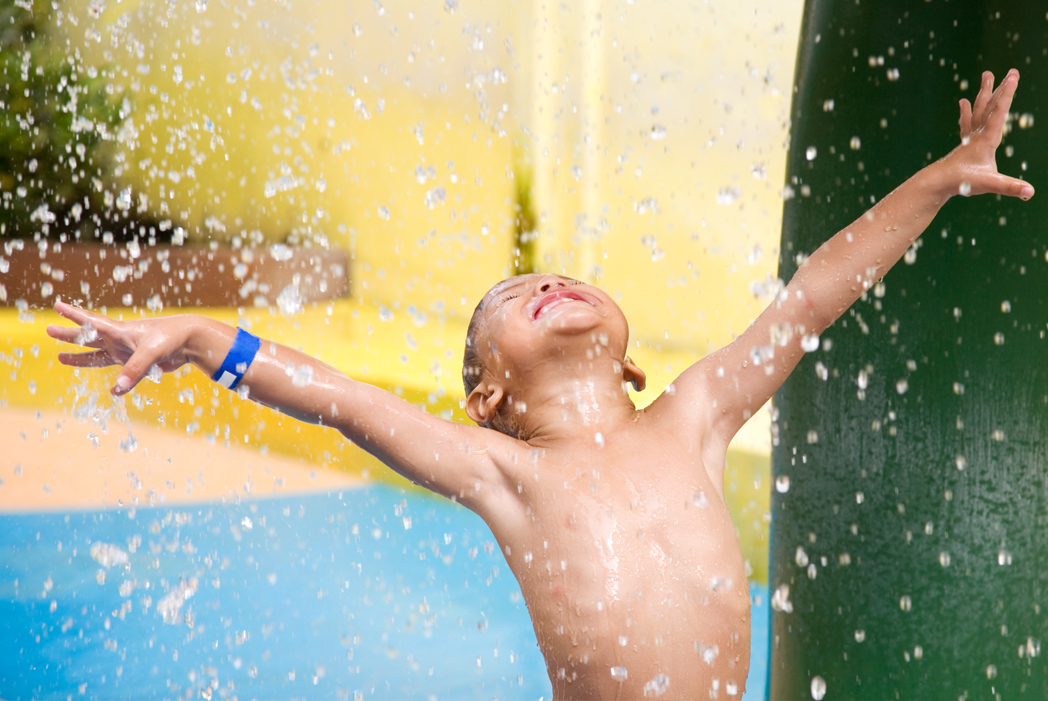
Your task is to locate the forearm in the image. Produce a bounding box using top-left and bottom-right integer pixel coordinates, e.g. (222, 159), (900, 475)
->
(184, 318), (350, 428)
(788, 160), (955, 333)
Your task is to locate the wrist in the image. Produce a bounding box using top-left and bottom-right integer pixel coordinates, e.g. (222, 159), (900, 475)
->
(918, 157), (962, 204)
(184, 317), (237, 376)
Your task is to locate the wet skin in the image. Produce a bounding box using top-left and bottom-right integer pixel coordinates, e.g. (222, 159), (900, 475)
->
(463, 274), (751, 698)
(47, 70), (1032, 700)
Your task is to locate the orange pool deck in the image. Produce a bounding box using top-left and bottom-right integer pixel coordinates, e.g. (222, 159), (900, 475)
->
(1, 405), (361, 512)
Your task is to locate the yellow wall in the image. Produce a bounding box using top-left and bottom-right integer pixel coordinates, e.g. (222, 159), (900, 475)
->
(66, 0), (801, 346)
(7, 0), (806, 583)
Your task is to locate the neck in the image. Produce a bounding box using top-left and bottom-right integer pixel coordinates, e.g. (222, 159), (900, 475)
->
(506, 357), (638, 445)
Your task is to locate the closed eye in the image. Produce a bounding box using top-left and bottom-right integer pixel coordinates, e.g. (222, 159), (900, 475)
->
(499, 293), (521, 306)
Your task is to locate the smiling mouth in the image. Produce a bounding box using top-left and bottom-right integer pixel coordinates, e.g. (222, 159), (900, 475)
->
(530, 290), (594, 320)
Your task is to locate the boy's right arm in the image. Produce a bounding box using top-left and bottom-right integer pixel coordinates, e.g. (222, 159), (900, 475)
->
(47, 303), (524, 515)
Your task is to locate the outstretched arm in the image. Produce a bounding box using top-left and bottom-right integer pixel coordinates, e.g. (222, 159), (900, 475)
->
(673, 69), (1033, 473)
(46, 304), (524, 515)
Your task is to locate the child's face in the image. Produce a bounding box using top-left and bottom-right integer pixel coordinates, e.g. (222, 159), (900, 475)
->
(471, 274), (630, 380)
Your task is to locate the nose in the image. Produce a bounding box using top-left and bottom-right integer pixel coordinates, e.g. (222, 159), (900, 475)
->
(537, 277), (567, 293)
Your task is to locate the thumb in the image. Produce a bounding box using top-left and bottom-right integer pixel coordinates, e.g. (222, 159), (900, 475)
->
(1003, 177), (1036, 201)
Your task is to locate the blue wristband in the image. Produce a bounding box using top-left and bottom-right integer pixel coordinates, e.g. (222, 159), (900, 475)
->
(212, 328), (261, 390)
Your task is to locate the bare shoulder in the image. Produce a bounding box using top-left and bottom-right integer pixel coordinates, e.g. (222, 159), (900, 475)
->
(638, 356), (736, 483)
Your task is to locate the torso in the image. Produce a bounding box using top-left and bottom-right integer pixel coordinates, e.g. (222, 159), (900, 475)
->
(483, 409), (750, 700)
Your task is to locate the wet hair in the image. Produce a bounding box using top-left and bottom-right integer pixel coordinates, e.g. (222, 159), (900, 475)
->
(461, 294), (488, 398)
(462, 280), (524, 437)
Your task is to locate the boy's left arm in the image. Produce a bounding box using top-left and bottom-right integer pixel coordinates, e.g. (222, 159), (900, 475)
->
(668, 69), (1033, 479)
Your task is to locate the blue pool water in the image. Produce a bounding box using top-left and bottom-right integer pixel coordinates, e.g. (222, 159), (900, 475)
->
(1, 485), (768, 700)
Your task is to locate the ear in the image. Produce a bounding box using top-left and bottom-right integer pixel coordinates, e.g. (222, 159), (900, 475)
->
(466, 381), (506, 426)
(623, 355), (647, 392)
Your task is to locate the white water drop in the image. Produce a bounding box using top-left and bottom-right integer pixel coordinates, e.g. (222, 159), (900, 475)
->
(771, 584), (793, 613)
(810, 675), (827, 700)
(610, 666), (628, 682)
(291, 365), (314, 388)
(643, 673), (670, 697)
(775, 475), (790, 493)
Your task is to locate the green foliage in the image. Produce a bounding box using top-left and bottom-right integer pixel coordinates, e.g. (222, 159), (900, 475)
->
(0, 2), (129, 241)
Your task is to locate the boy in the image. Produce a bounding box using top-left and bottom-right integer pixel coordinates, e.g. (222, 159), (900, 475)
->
(48, 70), (1032, 699)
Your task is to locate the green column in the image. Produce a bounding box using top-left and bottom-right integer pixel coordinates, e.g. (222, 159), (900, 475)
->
(771, 2), (1048, 699)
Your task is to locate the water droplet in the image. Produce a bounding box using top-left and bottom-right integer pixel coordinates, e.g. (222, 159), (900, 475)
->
(994, 332), (1005, 346)
(857, 369), (869, 390)
(269, 243), (294, 262)
(650, 124), (667, 141)
(801, 333), (820, 352)
(643, 673), (670, 697)
(95, 569), (107, 585)
(634, 197), (660, 215)
(1018, 113), (1034, 129)
(855, 629), (866, 643)
(986, 664), (997, 679)
(775, 475), (790, 493)
(594, 432), (605, 448)
(806, 430), (819, 444)
(913, 645), (923, 660)
(849, 136), (862, 150)
(377, 206), (391, 221)
(423, 187), (446, 209)
(855, 491), (864, 504)
(795, 547), (809, 567)
(610, 666), (628, 682)
(241, 517), (253, 530)
(692, 491), (709, 508)
(822, 99), (835, 112)
(886, 67), (900, 81)
(955, 455), (967, 470)
(444, 0), (458, 12)
(771, 584), (793, 613)
(900, 595), (912, 611)
(895, 379), (908, 395)
(904, 246), (918, 264)
(998, 550), (1013, 566)
(90, 542), (130, 568)
(698, 643), (719, 664)
(716, 187), (741, 206)
(172, 65), (183, 86)
(618, 635), (628, 647)
(276, 284), (304, 316)
(939, 551), (951, 567)
(959, 181), (972, 196)
(805, 146), (818, 161)
(291, 365), (314, 388)
(815, 361), (829, 381)
(810, 675), (827, 700)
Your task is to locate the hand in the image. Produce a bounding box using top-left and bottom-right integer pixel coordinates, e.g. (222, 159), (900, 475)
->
(945, 69), (1034, 200)
(47, 301), (195, 396)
